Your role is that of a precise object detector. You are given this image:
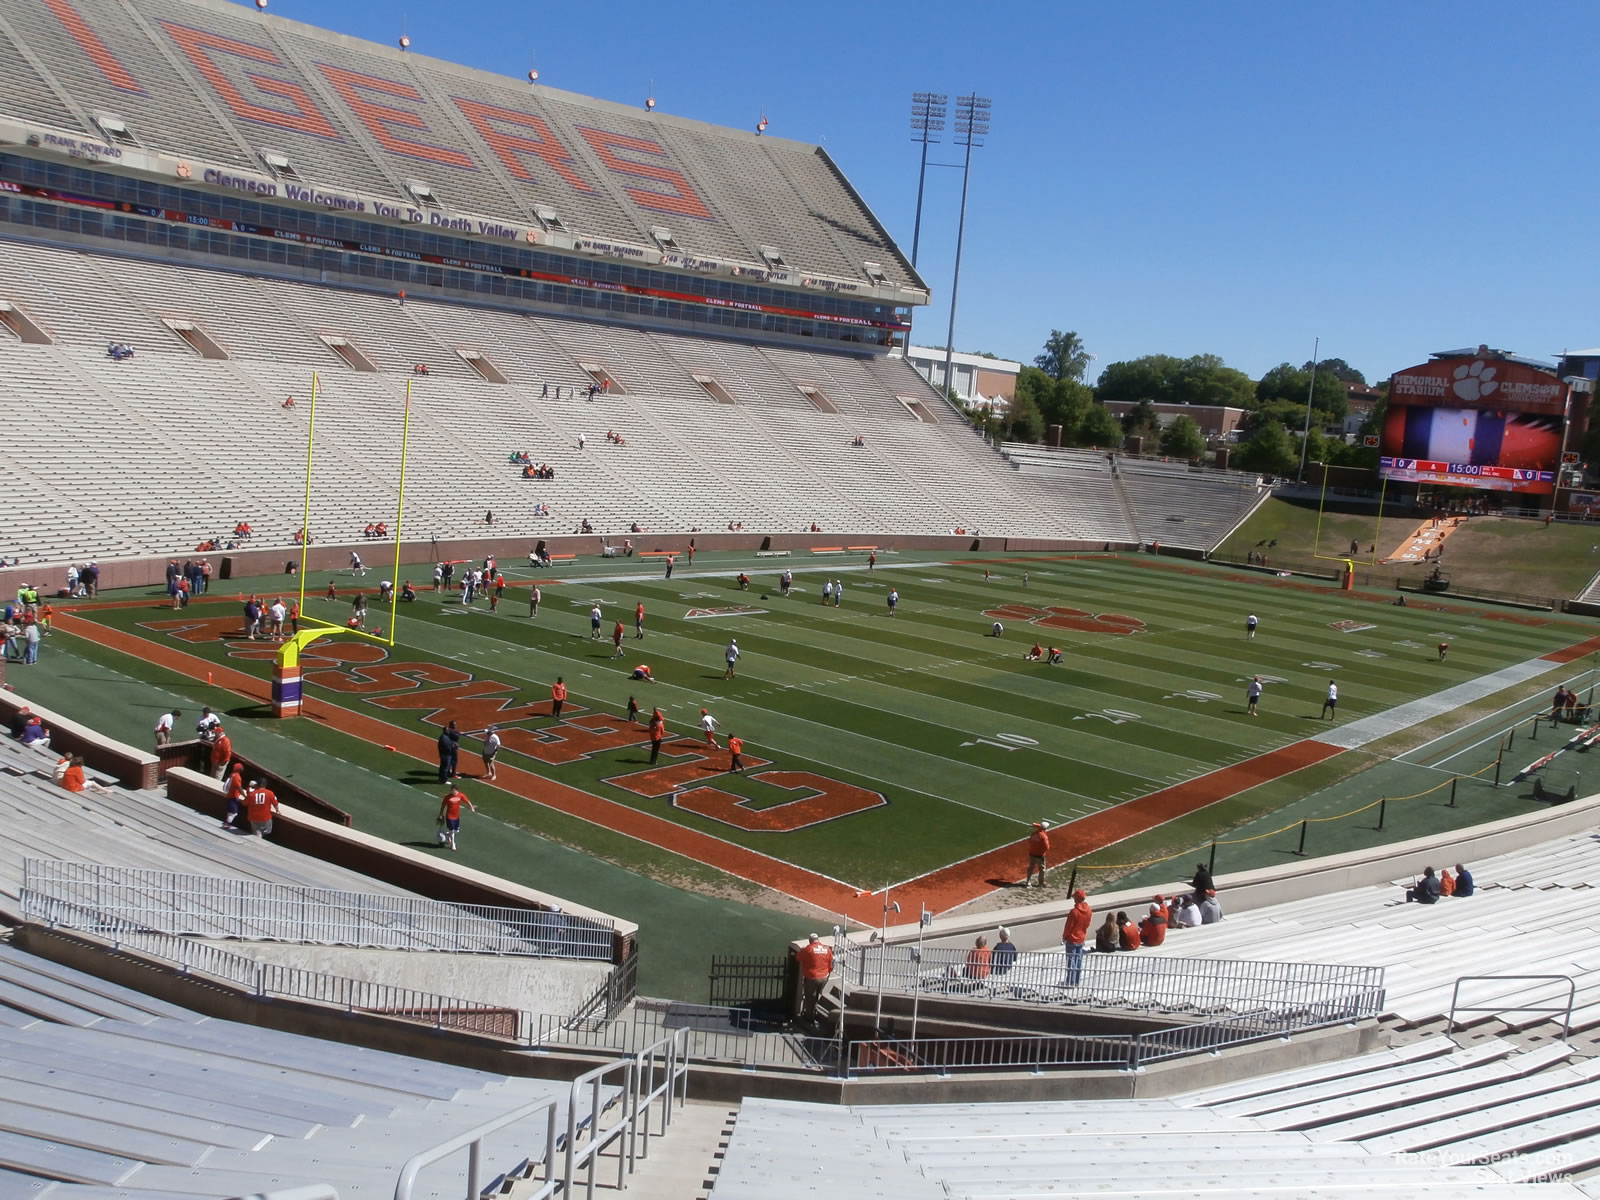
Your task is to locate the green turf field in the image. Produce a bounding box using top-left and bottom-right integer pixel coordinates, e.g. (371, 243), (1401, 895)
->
(48, 551), (1600, 891)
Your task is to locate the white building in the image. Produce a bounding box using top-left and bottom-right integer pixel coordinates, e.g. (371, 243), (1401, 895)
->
(901, 345), (1021, 411)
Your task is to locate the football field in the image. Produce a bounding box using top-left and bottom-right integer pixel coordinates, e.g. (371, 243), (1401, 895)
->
(51, 549), (1600, 925)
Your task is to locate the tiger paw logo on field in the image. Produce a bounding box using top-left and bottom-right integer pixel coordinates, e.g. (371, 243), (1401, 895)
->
(984, 604), (1145, 635)
(1452, 360), (1498, 402)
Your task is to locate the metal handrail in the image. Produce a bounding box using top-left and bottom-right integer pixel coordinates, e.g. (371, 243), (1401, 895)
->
(21, 858), (614, 961)
(565, 1058), (634, 1200)
(393, 1096), (559, 1200)
(844, 943), (1386, 1020)
(628, 1027), (691, 1169)
(1448, 974), (1576, 1039)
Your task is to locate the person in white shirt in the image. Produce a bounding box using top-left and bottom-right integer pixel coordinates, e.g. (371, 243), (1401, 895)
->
(1321, 680), (1339, 720)
(590, 605), (603, 639)
(153, 709), (180, 748)
(1173, 894), (1202, 928)
(699, 708), (720, 749)
(821, 580), (833, 605)
(886, 588), (899, 616)
(269, 600), (287, 640)
(195, 707), (221, 740)
(480, 726), (502, 781)
(724, 638), (740, 680)
(1246, 613), (1258, 639)
(350, 551), (366, 575)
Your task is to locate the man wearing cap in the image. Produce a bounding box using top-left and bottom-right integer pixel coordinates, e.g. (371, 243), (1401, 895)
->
(724, 638), (740, 680)
(796, 933), (833, 1024)
(699, 708), (720, 750)
(1026, 820), (1051, 888)
(1062, 888), (1093, 987)
(992, 927), (1018, 976)
(153, 709), (181, 749)
(1199, 889), (1224, 924)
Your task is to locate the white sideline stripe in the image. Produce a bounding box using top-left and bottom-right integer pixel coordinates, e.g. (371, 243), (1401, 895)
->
(1310, 658), (1558, 751)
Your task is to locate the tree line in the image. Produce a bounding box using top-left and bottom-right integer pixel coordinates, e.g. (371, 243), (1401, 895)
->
(976, 330), (1382, 473)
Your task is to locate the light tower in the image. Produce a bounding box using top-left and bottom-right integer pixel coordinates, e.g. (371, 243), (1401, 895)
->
(940, 94), (991, 411)
(908, 92), (947, 270)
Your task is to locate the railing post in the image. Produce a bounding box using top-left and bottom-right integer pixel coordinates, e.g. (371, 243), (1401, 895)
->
(466, 1138), (482, 1200)
(1376, 798), (1386, 831)
(1066, 863), (1078, 897)
(1448, 778), (1457, 808)
(1508, 723), (1516, 749)
(1208, 841), (1217, 874)
(1494, 744), (1504, 787)
(1294, 820), (1308, 856)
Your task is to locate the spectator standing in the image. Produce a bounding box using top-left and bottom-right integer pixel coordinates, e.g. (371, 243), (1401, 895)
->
(724, 638), (740, 680)
(590, 605), (602, 640)
(244, 780), (278, 837)
(635, 601), (645, 639)
(1191, 862), (1214, 895)
(529, 583), (541, 619)
(551, 677), (567, 719)
(1246, 675), (1263, 716)
(1322, 680), (1339, 720)
(1062, 888), (1092, 985)
(23, 621), (39, 665)
(1025, 820), (1050, 888)
(887, 588), (899, 617)
(153, 709), (181, 748)
(796, 933), (833, 1024)
(208, 726), (232, 779)
(1246, 613), (1258, 639)
(437, 721), (461, 783)
(700, 708), (720, 749)
(991, 927), (1017, 975)
(728, 733), (745, 773)
(222, 763), (244, 828)
(612, 620), (625, 658)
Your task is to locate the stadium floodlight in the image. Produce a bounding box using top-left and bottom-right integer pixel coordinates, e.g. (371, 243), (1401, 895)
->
(941, 94), (992, 418)
(908, 92), (948, 270)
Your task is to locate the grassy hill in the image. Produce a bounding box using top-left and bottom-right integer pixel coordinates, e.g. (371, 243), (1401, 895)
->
(1220, 497), (1599, 601)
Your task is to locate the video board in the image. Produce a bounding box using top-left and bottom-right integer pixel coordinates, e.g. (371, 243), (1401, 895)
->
(1380, 356), (1566, 495)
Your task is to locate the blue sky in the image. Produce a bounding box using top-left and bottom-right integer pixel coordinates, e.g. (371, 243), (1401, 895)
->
(254, 0), (1599, 385)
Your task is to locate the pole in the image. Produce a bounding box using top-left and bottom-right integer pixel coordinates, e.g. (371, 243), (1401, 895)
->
(1449, 778), (1457, 808)
(910, 135), (931, 270)
(1208, 841), (1217, 874)
(1295, 820), (1307, 856)
(910, 905), (929, 1043)
(389, 380), (412, 644)
(1298, 336), (1319, 484)
(1376, 798), (1386, 831)
(940, 129), (974, 412)
(296, 370), (318, 614)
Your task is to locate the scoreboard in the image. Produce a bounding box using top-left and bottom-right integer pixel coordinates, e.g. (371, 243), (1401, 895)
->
(1379, 458), (1555, 490)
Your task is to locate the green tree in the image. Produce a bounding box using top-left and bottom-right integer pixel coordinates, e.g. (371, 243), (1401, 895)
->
(1237, 419), (1296, 475)
(1302, 356), (1366, 387)
(1122, 399), (1161, 438)
(1160, 414), (1206, 460)
(1170, 355), (1257, 409)
(1004, 391), (1045, 444)
(1076, 402), (1123, 449)
(1034, 330), (1092, 383)
(1256, 362), (1348, 426)
(1095, 355), (1182, 408)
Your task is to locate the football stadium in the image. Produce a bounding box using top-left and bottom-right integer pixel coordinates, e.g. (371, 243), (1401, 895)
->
(4, 2), (1600, 1197)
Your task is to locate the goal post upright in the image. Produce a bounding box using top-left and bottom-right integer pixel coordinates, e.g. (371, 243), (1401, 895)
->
(274, 372), (410, 717)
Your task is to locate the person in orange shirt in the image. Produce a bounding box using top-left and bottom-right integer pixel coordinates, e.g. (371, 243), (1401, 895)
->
(1062, 888), (1092, 986)
(631, 664), (655, 683)
(647, 708), (667, 763)
(1118, 911), (1141, 951)
(222, 762), (245, 828)
(612, 620), (625, 658)
(1440, 868), (1456, 897)
(244, 781), (278, 837)
(287, 600), (300, 635)
(550, 676), (567, 720)
(435, 785), (475, 851)
(796, 933), (833, 1024)
(728, 734), (744, 773)
(55, 755), (86, 792)
(1138, 904), (1166, 947)
(209, 726), (232, 779)
(1025, 819), (1050, 887)
(37, 603), (52, 634)
(635, 601), (646, 639)
(965, 935), (992, 980)
(1024, 643), (1043, 662)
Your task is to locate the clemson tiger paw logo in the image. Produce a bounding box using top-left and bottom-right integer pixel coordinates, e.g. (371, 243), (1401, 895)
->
(1452, 360), (1498, 402)
(984, 604), (1145, 635)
